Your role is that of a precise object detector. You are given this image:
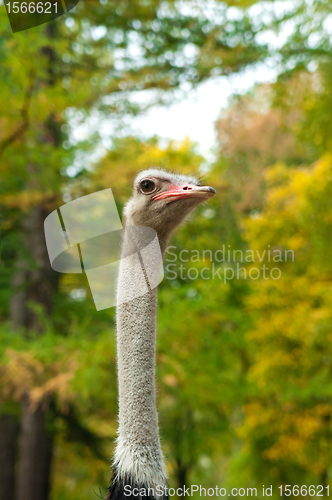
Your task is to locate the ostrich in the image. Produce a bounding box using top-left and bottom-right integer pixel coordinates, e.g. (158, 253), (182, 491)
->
(107, 169), (215, 500)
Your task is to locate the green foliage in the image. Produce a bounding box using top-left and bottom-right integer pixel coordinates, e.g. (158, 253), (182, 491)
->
(232, 157), (332, 487)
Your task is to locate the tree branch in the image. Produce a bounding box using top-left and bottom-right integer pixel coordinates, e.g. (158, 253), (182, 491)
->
(0, 72), (35, 159)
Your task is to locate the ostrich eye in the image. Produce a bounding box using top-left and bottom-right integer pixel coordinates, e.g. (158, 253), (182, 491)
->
(140, 179), (156, 194)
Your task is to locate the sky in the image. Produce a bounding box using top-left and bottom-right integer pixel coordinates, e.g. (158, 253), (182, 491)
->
(130, 63), (278, 161)
(124, 0), (301, 161)
(68, 62), (277, 177)
(66, 0), (298, 171)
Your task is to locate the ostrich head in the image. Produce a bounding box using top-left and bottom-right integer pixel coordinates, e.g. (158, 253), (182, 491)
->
(123, 168), (216, 240)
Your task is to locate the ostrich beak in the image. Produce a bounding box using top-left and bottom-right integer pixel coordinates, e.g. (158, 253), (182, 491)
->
(153, 184), (216, 204)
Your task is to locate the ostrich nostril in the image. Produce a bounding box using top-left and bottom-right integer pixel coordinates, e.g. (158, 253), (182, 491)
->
(183, 186), (192, 190)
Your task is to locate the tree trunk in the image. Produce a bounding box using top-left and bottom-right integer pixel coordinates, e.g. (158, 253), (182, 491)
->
(13, 206), (58, 500)
(15, 396), (54, 500)
(0, 22), (60, 500)
(0, 206), (56, 500)
(0, 413), (20, 500)
(176, 463), (188, 490)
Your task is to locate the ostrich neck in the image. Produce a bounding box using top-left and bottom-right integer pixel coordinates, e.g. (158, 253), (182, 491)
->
(114, 231), (169, 489)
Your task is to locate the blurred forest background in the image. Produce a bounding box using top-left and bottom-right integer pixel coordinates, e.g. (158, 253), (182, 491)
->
(1, 0), (332, 498)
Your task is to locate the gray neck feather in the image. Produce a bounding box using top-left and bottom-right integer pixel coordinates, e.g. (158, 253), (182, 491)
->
(113, 229), (169, 489)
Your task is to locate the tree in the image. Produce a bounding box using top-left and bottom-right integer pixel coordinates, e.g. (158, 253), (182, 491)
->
(234, 157), (332, 488)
